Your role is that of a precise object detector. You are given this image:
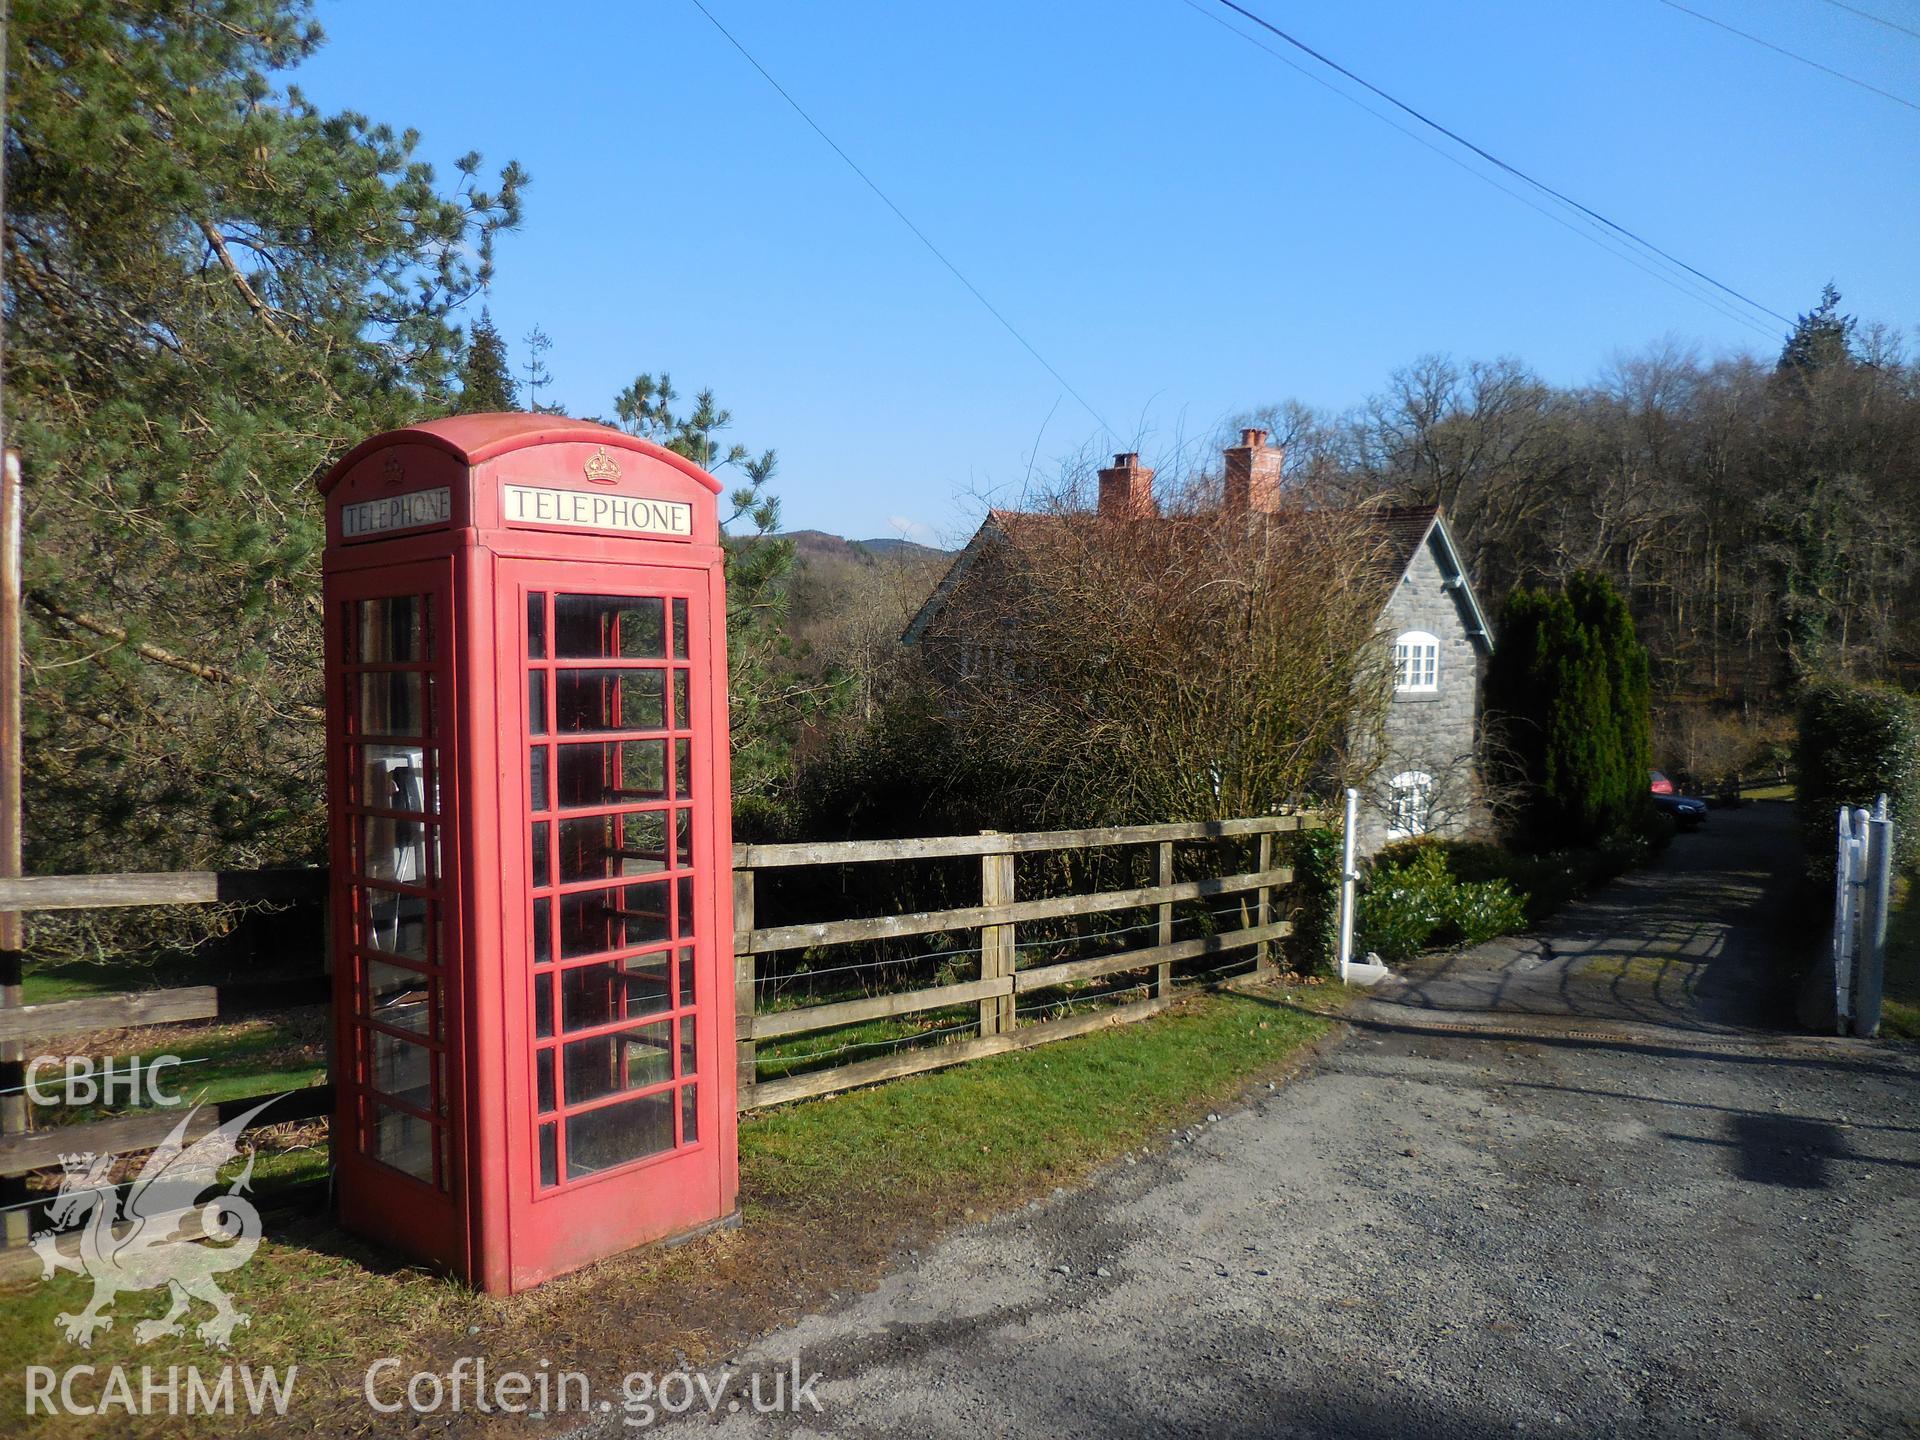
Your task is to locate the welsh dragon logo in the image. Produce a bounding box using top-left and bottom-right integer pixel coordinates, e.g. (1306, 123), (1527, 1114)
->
(31, 1098), (279, 1349)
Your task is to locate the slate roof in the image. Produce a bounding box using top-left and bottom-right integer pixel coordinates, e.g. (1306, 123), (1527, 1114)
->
(902, 500), (1491, 653)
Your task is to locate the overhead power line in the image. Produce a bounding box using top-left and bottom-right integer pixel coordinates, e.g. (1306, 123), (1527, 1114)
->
(1177, 0), (1781, 342)
(1656, 0), (1920, 113)
(684, 0), (1116, 441)
(1199, 0), (1793, 331)
(1811, 0), (1920, 44)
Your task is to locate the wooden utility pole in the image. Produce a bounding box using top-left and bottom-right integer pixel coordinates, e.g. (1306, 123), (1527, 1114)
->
(0, 4), (29, 1247)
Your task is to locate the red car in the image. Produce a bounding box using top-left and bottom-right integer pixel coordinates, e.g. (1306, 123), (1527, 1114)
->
(1649, 770), (1676, 795)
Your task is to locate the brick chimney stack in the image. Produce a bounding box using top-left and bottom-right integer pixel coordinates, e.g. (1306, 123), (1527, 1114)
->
(1097, 452), (1156, 518)
(1223, 428), (1283, 514)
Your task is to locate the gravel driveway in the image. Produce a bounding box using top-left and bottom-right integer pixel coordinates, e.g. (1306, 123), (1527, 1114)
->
(635, 804), (1919, 1439)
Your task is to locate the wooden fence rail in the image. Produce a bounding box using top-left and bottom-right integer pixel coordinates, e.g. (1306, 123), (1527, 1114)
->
(732, 812), (1324, 1108)
(0, 868), (330, 1197)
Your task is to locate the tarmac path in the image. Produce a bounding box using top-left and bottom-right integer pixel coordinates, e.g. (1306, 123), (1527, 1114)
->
(635, 804), (1919, 1439)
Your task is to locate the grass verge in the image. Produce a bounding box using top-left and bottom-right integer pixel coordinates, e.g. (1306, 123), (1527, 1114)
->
(1881, 872), (1919, 1040)
(1, 983), (1338, 1437)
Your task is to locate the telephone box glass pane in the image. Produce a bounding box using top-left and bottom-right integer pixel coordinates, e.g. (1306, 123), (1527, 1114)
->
(672, 670), (690, 728)
(556, 740), (665, 807)
(673, 739), (691, 798)
(357, 745), (431, 812)
(558, 812), (667, 883)
(530, 822), (550, 887)
(680, 1084), (698, 1145)
(529, 747), (549, 812)
(535, 974), (554, 1038)
(678, 1016), (696, 1078)
(555, 595), (666, 660)
(356, 595), (429, 663)
(539, 1123), (559, 1187)
(371, 1103), (435, 1183)
(555, 670), (666, 732)
(560, 881), (669, 958)
(677, 947), (695, 1007)
(369, 1030), (433, 1111)
(362, 889), (428, 961)
(563, 1021), (672, 1105)
(532, 897), (552, 966)
(528, 673), (548, 736)
(560, 954), (672, 1030)
(366, 960), (435, 1036)
(358, 672), (426, 737)
(676, 877), (694, 939)
(674, 810), (691, 867)
(536, 1052), (556, 1114)
(671, 599), (688, 659)
(528, 592), (547, 659)
(360, 815), (437, 884)
(565, 1091), (674, 1179)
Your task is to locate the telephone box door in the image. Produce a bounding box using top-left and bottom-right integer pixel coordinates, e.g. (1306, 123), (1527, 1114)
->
(499, 561), (728, 1283)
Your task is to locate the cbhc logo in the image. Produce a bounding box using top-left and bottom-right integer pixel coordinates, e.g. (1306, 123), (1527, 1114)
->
(26, 1056), (185, 1107)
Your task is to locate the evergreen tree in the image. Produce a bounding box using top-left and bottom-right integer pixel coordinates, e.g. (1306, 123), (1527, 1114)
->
(5, 0), (525, 872)
(1777, 283), (1857, 375)
(1568, 572), (1652, 837)
(1769, 286), (1863, 675)
(458, 308), (518, 412)
(522, 324), (560, 413)
(1488, 573), (1651, 850)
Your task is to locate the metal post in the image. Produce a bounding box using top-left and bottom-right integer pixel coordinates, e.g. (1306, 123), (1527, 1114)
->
(1336, 787), (1359, 985)
(1831, 806), (1854, 1036)
(1855, 795), (1894, 1039)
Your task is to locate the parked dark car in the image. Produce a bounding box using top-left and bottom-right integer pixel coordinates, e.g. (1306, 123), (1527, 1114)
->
(1652, 791), (1708, 828)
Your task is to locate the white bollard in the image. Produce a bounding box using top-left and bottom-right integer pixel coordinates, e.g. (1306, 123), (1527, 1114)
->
(1336, 787), (1360, 985)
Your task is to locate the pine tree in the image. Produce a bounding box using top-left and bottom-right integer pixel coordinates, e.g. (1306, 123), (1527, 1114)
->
(5, 0), (525, 872)
(1769, 286), (1863, 675)
(522, 324), (560, 413)
(1777, 283), (1857, 375)
(458, 308), (518, 412)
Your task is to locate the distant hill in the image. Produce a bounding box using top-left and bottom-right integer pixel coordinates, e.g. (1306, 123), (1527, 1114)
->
(779, 529), (952, 564)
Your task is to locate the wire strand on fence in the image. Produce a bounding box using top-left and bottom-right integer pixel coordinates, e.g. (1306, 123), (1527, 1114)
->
(753, 940), (980, 986)
(755, 1015), (980, 1072)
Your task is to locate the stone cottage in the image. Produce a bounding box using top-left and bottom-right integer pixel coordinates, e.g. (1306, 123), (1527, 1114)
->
(903, 430), (1495, 853)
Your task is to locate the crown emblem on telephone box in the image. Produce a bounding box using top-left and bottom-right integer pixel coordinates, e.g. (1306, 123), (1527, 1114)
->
(583, 446), (622, 484)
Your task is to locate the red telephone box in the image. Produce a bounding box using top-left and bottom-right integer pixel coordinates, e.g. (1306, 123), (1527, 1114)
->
(318, 414), (738, 1292)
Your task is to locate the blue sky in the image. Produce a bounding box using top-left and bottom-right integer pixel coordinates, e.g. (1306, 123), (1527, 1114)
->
(295, 0), (1918, 544)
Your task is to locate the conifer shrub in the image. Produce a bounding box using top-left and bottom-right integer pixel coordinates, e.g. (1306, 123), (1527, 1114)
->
(1487, 572), (1653, 851)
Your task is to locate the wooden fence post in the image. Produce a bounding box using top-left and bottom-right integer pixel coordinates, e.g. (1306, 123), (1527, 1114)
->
(1156, 841), (1174, 999)
(0, 453), (25, 1246)
(1254, 831), (1274, 977)
(733, 868), (757, 1108)
(979, 836), (1015, 1036)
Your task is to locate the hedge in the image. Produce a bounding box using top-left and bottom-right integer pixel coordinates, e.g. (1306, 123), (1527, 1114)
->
(1795, 678), (1919, 869)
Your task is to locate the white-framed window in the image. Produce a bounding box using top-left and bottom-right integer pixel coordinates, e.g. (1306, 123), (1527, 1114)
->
(1388, 770), (1434, 840)
(1393, 631), (1439, 693)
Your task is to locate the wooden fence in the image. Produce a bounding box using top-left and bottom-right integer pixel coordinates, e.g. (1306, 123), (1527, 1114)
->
(733, 813), (1321, 1107)
(0, 869), (333, 1225)
(0, 811), (1325, 1237)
